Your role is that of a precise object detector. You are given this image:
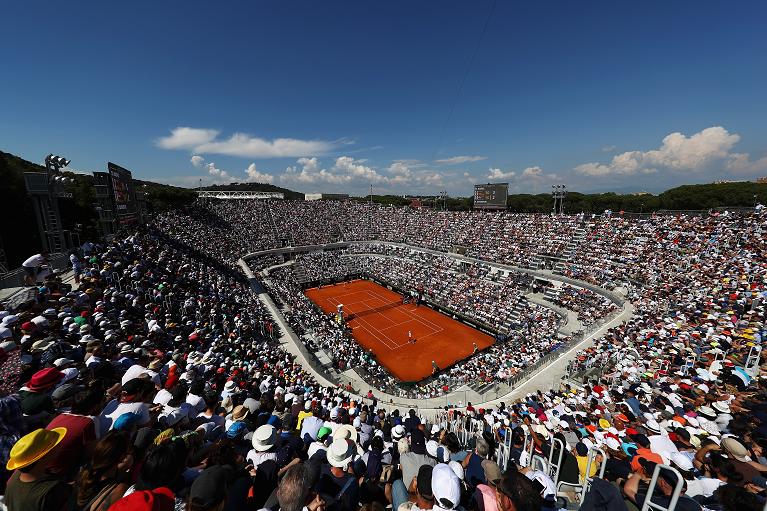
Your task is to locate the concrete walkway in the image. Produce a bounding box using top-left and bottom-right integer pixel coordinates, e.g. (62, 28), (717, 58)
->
(526, 293), (582, 335)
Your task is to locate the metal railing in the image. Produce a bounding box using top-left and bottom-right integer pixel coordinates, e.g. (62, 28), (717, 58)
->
(640, 464), (684, 511)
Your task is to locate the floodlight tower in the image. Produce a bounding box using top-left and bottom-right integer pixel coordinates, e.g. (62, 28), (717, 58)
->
(24, 154), (74, 253)
(551, 184), (567, 215)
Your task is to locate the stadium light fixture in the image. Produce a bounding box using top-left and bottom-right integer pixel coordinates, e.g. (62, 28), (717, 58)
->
(552, 184), (567, 215)
(45, 154), (71, 171)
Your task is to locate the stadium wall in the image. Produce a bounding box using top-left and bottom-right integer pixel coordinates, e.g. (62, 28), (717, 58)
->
(243, 241), (626, 307)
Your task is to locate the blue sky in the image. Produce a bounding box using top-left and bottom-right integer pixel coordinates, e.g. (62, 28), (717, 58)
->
(2, 0), (766, 195)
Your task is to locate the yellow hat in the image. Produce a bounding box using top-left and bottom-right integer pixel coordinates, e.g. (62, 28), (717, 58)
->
(598, 418), (611, 429)
(6, 428), (66, 471)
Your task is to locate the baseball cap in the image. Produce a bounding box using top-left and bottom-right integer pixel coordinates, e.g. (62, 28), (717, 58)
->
(432, 463), (460, 510)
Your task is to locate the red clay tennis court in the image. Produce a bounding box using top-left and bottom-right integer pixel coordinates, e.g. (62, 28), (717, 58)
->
(304, 279), (495, 382)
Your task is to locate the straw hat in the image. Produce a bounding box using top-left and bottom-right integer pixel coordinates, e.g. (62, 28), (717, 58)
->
(6, 428), (67, 470)
(231, 405), (249, 421)
(327, 438), (356, 469)
(332, 424), (358, 443)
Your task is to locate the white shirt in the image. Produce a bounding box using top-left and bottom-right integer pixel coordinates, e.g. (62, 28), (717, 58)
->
(307, 442), (327, 459)
(22, 254), (46, 268)
(300, 415), (324, 441)
(31, 316), (49, 328)
(198, 411), (226, 427)
(153, 388), (174, 405)
(684, 477), (725, 498)
(85, 356), (103, 369)
(122, 364), (161, 386)
(186, 393), (206, 412)
(98, 399), (150, 432)
(246, 450), (277, 468)
(524, 469), (557, 498)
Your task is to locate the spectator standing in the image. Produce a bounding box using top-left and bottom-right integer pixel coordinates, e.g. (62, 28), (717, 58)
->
(22, 252), (49, 287)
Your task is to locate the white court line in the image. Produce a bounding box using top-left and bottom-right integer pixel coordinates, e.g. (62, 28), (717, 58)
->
(312, 283), (469, 356)
(399, 304), (444, 331)
(367, 290), (445, 337)
(353, 307), (399, 350)
(359, 288), (447, 351)
(355, 320), (398, 351)
(339, 288), (400, 350)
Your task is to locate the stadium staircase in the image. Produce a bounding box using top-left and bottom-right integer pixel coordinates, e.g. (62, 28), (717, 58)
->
(264, 201), (284, 245)
(529, 254), (546, 270)
(292, 263), (309, 284)
(501, 296), (528, 331)
(554, 226), (587, 273)
(543, 286), (559, 303)
(468, 380), (498, 394)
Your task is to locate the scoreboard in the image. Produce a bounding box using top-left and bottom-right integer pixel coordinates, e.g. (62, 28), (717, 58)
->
(473, 183), (508, 210)
(108, 162), (138, 224)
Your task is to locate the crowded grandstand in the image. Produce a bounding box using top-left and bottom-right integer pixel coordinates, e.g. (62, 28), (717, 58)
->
(0, 194), (764, 511)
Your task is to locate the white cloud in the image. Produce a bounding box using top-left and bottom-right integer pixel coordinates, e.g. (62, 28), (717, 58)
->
(391, 159), (428, 170)
(601, 145), (616, 153)
(281, 157), (349, 185)
(244, 163), (274, 184)
(486, 168), (516, 180)
(575, 126), (741, 176)
(279, 156), (451, 193)
(726, 153), (767, 174)
(157, 128), (219, 150)
(156, 126), (340, 158)
(418, 172), (444, 186)
(334, 156), (389, 183)
(197, 134), (337, 159)
(189, 158), (275, 185)
(387, 161), (413, 178)
(435, 155), (487, 165)
(281, 156), (390, 185)
(205, 162), (233, 183)
(485, 165), (557, 185)
(463, 172), (476, 181)
(521, 166), (544, 179)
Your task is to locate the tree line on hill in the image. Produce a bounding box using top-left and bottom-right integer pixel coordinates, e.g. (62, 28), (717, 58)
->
(363, 182), (767, 213)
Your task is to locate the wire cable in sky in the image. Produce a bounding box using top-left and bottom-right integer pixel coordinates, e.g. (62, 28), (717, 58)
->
(432, 0), (498, 162)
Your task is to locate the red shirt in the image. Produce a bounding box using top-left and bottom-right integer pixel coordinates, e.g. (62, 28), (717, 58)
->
(46, 413), (97, 475)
